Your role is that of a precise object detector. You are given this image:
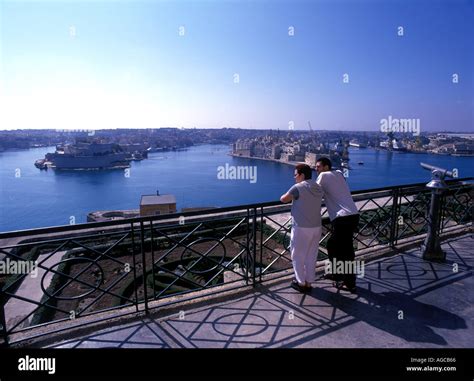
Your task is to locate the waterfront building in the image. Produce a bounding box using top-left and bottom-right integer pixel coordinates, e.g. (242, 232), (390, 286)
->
(140, 192), (177, 216)
(305, 152), (318, 167)
(271, 145), (281, 159)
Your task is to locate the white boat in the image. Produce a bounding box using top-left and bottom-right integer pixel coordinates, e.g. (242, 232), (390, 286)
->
(34, 159), (48, 170)
(392, 139), (407, 151)
(349, 140), (367, 148)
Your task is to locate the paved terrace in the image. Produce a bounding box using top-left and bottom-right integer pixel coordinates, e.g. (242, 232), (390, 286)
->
(43, 233), (473, 348)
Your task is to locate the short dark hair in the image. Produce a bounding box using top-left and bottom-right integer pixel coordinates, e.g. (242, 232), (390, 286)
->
(316, 157), (332, 169)
(295, 163), (312, 180)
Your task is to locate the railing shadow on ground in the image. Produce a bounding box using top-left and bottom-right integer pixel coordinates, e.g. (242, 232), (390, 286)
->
(46, 234), (472, 348)
(1, 178), (472, 347)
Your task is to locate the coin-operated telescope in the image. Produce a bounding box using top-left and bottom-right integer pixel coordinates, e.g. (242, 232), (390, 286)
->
(420, 163), (453, 192)
(420, 163), (454, 261)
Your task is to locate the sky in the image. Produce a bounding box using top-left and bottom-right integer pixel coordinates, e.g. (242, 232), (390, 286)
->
(0, 0), (473, 132)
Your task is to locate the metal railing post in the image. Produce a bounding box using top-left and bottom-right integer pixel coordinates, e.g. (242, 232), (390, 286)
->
(246, 208), (250, 286)
(0, 294), (9, 347)
(130, 222), (140, 313)
(389, 188), (400, 248)
(252, 207), (257, 286)
(259, 206), (264, 284)
(140, 221), (149, 314)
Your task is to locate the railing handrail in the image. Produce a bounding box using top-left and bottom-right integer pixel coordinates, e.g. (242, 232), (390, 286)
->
(0, 177), (472, 240)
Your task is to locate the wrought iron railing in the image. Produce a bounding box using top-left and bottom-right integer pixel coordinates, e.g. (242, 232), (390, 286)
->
(0, 178), (472, 346)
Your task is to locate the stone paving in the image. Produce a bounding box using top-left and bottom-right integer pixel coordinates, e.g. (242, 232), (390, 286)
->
(47, 234), (473, 348)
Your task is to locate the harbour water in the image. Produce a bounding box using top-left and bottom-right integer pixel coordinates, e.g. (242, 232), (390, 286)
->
(0, 144), (472, 232)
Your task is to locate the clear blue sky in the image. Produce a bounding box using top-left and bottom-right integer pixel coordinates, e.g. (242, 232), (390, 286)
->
(0, 0), (472, 132)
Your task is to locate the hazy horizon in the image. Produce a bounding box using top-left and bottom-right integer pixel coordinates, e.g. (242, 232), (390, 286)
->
(0, 127), (473, 134)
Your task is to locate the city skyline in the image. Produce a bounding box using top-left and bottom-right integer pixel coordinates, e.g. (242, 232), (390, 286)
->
(1, 0), (473, 132)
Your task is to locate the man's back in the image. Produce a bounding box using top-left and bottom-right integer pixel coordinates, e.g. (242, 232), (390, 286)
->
(316, 170), (358, 221)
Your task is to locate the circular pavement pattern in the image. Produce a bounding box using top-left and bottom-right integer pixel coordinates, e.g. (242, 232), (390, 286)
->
(212, 313), (269, 337)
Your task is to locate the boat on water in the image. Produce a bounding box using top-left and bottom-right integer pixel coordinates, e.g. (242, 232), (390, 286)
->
(34, 159), (48, 170)
(392, 139), (407, 151)
(349, 140), (367, 148)
(130, 151), (144, 161)
(379, 139), (407, 151)
(358, 161), (364, 165)
(147, 146), (165, 153)
(341, 161), (351, 170)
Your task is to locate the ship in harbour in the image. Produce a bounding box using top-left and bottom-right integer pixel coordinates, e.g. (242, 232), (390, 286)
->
(349, 140), (367, 148)
(379, 138), (407, 151)
(37, 142), (130, 170)
(392, 139), (407, 151)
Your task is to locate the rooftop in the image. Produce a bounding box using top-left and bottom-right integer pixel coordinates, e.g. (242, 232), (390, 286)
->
(140, 194), (176, 206)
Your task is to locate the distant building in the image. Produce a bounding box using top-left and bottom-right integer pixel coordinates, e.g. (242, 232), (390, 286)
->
(252, 144), (265, 158)
(305, 152), (318, 167)
(305, 152), (340, 167)
(271, 145), (282, 159)
(232, 140), (254, 156)
(438, 133), (474, 140)
(140, 193), (177, 216)
(280, 152), (295, 162)
(453, 143), (474, 156)
(435, 144), (454, 154)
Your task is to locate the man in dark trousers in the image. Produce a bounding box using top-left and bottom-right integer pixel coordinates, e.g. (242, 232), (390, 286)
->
(316, 157), (359, 292)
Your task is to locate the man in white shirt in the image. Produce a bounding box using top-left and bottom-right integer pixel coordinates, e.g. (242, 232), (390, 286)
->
(281, 164), (323, 293)
(316, 157), (359, 293)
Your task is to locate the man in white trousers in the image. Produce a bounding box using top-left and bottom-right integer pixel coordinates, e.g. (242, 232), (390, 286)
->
(280, 163), (322, 293)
